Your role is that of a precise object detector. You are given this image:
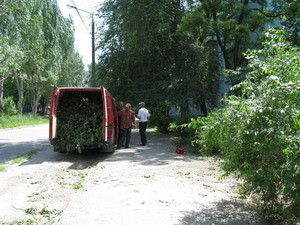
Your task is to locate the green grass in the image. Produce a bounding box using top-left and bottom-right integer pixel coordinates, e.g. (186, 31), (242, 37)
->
(24, 207), (37, 215)
(0, 164), (5, 172)
(72, 182), (83, 190)
(0, 150), (40, 172)
(0, 219), (38, 225)
(10, 149), (39, 164)
(0, 114), (48, 129)
(1, 207), (63, 225)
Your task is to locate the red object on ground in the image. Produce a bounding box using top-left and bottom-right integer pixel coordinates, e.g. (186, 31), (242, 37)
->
(176, 147), (186, 154)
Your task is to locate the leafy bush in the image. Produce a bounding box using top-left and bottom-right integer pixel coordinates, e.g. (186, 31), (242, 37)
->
(178, 116), (205, 144)
(0, 96), (17, 116)
(198, 28), (300, 223)
(149, 104), (172, 133)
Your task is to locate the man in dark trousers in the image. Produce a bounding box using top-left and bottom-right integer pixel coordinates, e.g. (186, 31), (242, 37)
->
(117, 103), (135, 148)
(137, 102), (150, 146)
(116, 101), (124, 146)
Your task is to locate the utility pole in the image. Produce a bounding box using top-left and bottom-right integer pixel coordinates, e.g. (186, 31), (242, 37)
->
(67, 5), (95, 78)
(91, 15), (95, 79)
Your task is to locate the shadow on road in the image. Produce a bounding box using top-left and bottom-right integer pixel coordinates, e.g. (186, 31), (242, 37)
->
(8, 129), (192, 170)
(0, 140), (49, 163)
(17, 146), (113, 170)
(179, 199), (266, 225)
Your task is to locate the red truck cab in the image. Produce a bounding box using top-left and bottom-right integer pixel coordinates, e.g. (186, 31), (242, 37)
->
(49, 87), (118, 153)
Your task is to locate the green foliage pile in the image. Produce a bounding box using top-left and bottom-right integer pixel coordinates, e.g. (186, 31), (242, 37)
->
(190, 29), (300, 223)
(56, 93), (106, 153)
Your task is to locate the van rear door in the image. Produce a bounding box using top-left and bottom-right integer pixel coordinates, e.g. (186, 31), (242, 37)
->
(49, 86), (59, 141)
(101, 87), (117, 144)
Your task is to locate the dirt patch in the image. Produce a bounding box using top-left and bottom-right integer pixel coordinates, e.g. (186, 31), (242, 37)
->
(0, 129), (265, 225)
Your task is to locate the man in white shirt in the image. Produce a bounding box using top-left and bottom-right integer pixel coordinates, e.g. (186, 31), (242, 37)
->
(137, 102), (150, 146)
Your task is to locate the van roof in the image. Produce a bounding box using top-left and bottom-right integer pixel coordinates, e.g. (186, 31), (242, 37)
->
(56, 87), (103, 91)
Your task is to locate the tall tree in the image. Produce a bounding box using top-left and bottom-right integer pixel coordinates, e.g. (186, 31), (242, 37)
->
(0, 0), (84, 114)
(0, 0), (30, 113)
(94, 0), (182, 103)
(180, 0), (272, 71)
(252, 0), (300, 45)
(93, 0), (219, 116)
(179, 0), (300, 94)
(0, 35), (23, 104)
(56, 17), (84, 87)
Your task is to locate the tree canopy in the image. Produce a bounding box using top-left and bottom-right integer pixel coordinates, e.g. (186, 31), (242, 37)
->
(0, 0), (84, 114)
(91, 0), (299, 120)
(92, 0), (220, 118)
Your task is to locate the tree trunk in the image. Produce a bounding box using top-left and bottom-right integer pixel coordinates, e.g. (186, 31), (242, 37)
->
(199, 98), (208, 116)
(0, 78), (4, 105)
(213, 14), (232, 69)
(233, 0), (249, 69)
(15, 75), (24, 115)
(31, 85), (41, 115)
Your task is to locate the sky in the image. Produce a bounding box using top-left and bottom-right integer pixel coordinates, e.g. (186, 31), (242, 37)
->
(57, 0), (103, 69)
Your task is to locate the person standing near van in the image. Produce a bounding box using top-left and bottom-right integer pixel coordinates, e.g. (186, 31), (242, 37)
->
(137, 102), (150, 146)
(117, 103), (135, 148)
(116, 101), (124, 146)
(116, 101), (124, 112)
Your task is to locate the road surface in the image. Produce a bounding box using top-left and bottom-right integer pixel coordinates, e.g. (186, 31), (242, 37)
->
(0, 124), (49, 163)
(0, 125), (266, 225)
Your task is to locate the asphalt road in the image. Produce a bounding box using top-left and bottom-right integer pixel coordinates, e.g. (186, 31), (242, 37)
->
(0, 124), (49, 163)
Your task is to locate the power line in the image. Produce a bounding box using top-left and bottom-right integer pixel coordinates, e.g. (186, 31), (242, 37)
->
(68, 0), (90, 33)
(66, 0), (96, 79)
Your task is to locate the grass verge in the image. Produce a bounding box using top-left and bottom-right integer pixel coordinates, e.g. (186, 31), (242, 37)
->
(0, 163), (5, 172)
(0, 149), (41, 172)
(0, 114), (48, 129)
(10, 149), (39, 164)
(0, 219), (38, 225)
